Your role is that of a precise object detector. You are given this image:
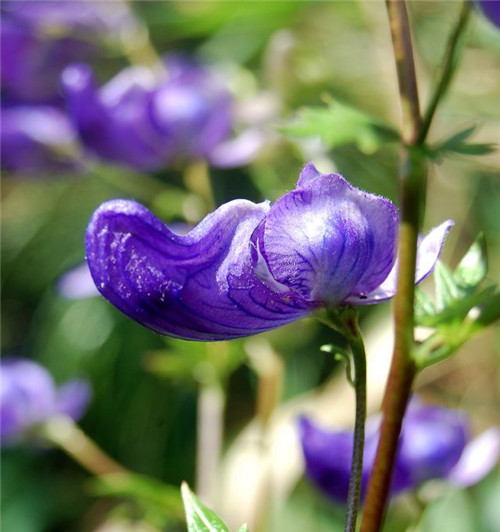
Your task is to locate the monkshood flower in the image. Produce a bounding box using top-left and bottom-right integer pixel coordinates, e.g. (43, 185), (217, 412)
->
(1, 357), (91, 446)
(1, 105), (79, 174)
(61, 56), (262, 171)
(1, 0), (134, 104)
(85, 163), (452, 341)
(299, 401), (500, 504)
(477, 0), (500, 28)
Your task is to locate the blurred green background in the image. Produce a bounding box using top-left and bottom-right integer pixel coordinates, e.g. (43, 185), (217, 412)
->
(1, 1), (499, 531)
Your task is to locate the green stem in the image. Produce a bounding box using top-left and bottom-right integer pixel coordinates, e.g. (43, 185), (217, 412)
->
(344, 319), (367, 532)
(360, 2), (423, 530)
(39, 415), (126, 476)
(322, 309), (367, 532)
(418, 1), (471, 143)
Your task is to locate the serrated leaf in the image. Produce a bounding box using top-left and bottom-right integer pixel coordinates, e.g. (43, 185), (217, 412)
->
(181, 482), (230, 532)
(454, 234), (487, 289)
(434, 261), (462, 310)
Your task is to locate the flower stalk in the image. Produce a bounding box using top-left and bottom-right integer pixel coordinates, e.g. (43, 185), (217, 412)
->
(360, 1), (423, 530)
(361, 1), (471, 530)
(322, 308), (367, 532)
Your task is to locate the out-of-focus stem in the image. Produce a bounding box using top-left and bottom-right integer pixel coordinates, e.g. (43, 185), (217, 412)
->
(386, 0), (422, 145)
(419, 1), (471, 143)
(245, 339), (284, 532)
(121, 0), (167, 80)
(360, 2), (423, 531)
(195, 381), (225, 507)
(184, 160), (216, 212)
(40, 415), (126, 476)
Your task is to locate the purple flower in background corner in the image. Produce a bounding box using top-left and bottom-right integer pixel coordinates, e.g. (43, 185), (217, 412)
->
(61, 56), (262, 171)
(85, 163), (452, 341)
(299, 401), (500, 505)
(477, 0), (500, 28)
(1, 105), (79, 174)
(0, 0), (135, 104)
(0, 358), (91, 446)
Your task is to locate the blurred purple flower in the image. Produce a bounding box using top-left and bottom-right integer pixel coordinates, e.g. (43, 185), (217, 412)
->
(1, 105), (79, 174)
(299, 401), (500, 505)
(61, 56), (263, 171)
(0, 357), (91, 446)
(57, 263), (100, 300)
(85, 163), (452, 341)
(477, 0), (500, 28)
(0, 0), (133, 105)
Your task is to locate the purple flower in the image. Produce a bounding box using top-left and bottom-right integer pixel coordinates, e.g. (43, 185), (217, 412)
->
(57, 263), (100, 300)
(61, 56), (262, 171)
(85, 163), (452, 341)
(1, 0), (135, 105)
(299, 401), (500, 505)
(1, 105), (79, 174)
(0, 357), (91, 446)
(477, 0), (500, 28)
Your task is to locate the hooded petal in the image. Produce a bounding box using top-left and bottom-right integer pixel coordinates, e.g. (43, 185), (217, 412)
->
(86, 199), (312, 341)
(254, 165), (399, 305)
(345, 219), (454, 305)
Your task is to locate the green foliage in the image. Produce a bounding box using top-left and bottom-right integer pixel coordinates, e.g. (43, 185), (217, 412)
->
(91, 472), (184, 528)
(414, 235), (500, 369)
(425, 126), (496, 160)
(144, 338), (246, 387)
(181, 483), (247, 532)
(281, 100), (399, 154)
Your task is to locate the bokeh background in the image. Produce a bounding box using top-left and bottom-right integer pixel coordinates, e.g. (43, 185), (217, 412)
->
(1, 1), (499, 531)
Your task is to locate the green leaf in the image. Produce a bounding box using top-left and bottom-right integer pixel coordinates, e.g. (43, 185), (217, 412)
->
(439, 125), (477, 147)
(454, 234), (487, 289)
(236, 525), (249, 532)
(181, 482), (230, 532)
(415, 287), (437, 323)
(90, 472), (183, 520)
(426, 125), (497, 159)
(281, 100), (398, 153)
(434, 261), (462, 310)
(447, 142), (496, 156)
(419, 286), (496, 328)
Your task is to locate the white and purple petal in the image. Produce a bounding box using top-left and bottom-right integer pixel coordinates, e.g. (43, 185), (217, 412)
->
(254, 165), (399, 305)
(447, 426), (500, 487)
(86, 199), (313, 341)
(345, 219), (454, 305)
